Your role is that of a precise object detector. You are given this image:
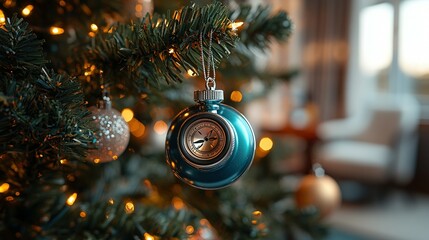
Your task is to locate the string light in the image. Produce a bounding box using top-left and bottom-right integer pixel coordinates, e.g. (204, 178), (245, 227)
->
(84, 64), (96, 76)
(185, 225), (194, 234)
(168, 48), (175, 54)
(21, 5), (34, 16)
(172, 196), (185, 210)
(229, 21), (244, 31)
(49, 26), (65, 35)
(121, 108), (134, 122)
(144, 233), (155, 240)
(200, 218), (209, 225)
(66, 192), (78, 206)
(128, 118), (145, 138)
(93, 158), (100, 164)
(3, 0), (13, 8)
(79, 211), (87, 218)
(259, 137), (273, 151)
(252, 210), (262, 218)
(60, 159), (68, 164)
(135, 0), (153, 18)
(125, 201), (135, 214)
(252, 210), (262, 224)
(153, 120), (168, 135)
(108, 198), (114, 205)
(0, 10), (6, 25)
(0, 183), (10, 193)
(90, 23), (98, 32)
(88, 32), (96, 38)
(135, 3), (143, 13)
(230, 90), (243, 102)
(187, 69), (196, 77)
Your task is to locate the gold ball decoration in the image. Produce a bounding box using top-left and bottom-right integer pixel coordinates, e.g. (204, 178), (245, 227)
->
(295, 167), (341, 218)
(87, 101), (130, 163)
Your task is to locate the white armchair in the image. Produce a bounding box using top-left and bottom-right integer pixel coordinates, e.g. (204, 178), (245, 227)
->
(315, 94), (420, 185)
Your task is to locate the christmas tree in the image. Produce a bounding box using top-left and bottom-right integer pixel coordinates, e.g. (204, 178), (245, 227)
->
(0, 1), (328, 239)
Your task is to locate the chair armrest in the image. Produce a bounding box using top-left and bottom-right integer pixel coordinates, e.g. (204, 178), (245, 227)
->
(318, 117), (366, 141)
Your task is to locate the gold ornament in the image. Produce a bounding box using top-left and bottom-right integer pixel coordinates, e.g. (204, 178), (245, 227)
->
(87, 96), (130, 163)
(294, 164), (341, 218)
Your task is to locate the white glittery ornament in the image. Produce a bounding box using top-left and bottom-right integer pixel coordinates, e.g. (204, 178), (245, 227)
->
(87, 97), (130, 163)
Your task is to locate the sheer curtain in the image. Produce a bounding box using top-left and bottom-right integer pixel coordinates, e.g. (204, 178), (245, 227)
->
(301, 0), (351, 121)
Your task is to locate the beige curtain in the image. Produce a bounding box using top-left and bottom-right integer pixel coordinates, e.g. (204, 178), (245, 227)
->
(301, 0), (351, 120)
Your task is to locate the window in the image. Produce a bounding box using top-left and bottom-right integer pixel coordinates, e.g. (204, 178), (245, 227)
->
(399, 0), (429, 106)
(348, 0), (429, 118)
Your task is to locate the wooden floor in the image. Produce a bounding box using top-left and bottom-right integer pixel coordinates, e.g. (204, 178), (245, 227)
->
(325, 190), (429, 240)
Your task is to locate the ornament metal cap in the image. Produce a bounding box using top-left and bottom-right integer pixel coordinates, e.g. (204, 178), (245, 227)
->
(194, 89), (224, 102)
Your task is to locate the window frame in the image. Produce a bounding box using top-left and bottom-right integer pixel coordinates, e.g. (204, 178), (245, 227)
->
(347, 0), (429, 119)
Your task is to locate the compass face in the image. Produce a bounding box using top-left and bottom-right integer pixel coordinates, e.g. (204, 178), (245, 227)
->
(179, 113), (233, 168)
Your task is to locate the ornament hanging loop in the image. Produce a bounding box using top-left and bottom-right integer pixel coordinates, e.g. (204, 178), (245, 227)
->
(97, 69), (112, 110)
(200, 30), (216, 90)
(194, 30), (223, 102)
(205, 77), (216, 90)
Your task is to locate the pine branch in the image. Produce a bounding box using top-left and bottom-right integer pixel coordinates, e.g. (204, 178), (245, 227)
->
(218, 4), (293, 78)
(231, 5), (293, 50)
(1, 0), (123, 30)
(79, 2), (237, 98)
(0, 15), (94, 222)
(44, 200), (201, 239)
(0, 15), (47, 77)
(76, 3), (293, 102)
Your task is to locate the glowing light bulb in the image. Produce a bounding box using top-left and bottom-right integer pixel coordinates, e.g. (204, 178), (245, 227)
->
(230, 90), (243, 102)
(90, 23), (98, 32)
(50, 26), (65, 35)
(144, 233), (155, 240)
(252, 210), (262, 218)
(259, 137), (273, 151)
(172, 196), (185, 210)
(80, 211), (87, 218)
(66, 192), (78, 206)
(0, 183), (10, 193)
(88, 32), (96, 38)
(4, 0), (13, 8)
(0, 10), (6, 25)
(187, 69), (197, 77)
(125, 201), (135, 213)
(153, 120), (168, 135)
(229, 21), (244, 31)
(22, 5), (34, 16)
(121, 108), (134, 122)
(185, 225), (194, 234)
(129, 118), (146, 138)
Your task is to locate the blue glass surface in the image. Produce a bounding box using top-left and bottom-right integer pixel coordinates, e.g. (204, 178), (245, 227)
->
(165, 101), (255, 189)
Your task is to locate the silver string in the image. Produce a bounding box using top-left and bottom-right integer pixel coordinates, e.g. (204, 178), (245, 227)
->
(200, 30), (216, 90)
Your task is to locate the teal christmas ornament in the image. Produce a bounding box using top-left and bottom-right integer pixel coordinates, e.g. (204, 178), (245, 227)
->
(165, 31), (255, 189)
(165, 87), (255, 189)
